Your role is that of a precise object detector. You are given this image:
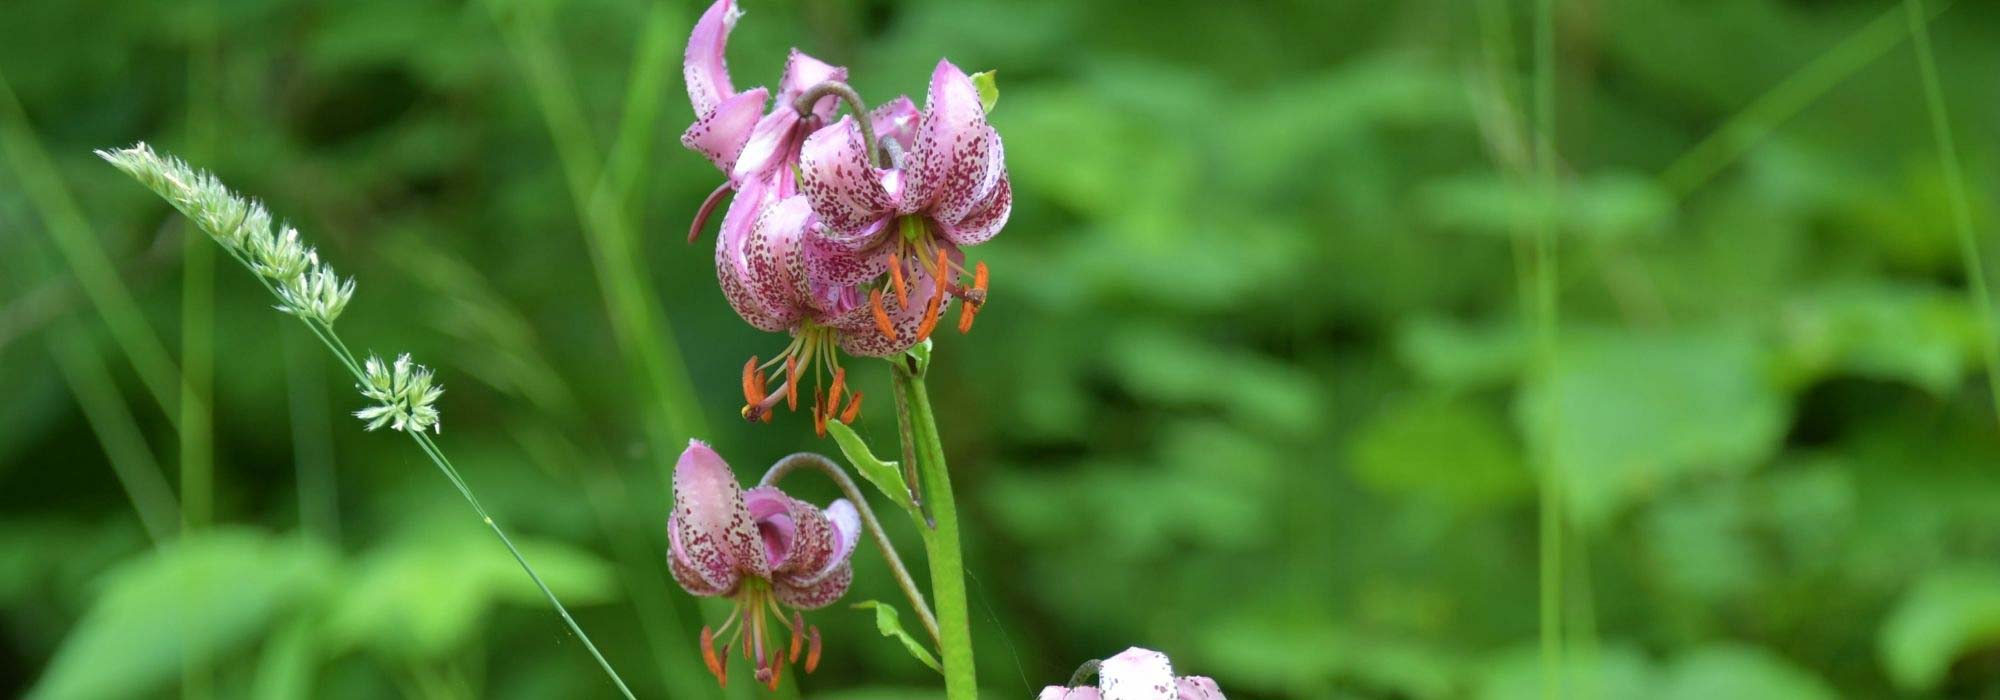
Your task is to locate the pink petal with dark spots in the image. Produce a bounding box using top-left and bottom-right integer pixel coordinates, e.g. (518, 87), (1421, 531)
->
(871, 95), (922, 156)
(714, 177), (799, 331)
(902, 60), (997, 217)
(683, 0), (742, 117)
(1099, 648), (1177, 700)
(941, 169), (1011, 246)
(681, 87), (768, 174)
(779, 49), (847, 119)
(669, 440), (763, 592)
(799, 115), (898, 237)
(1176, 676), (1226, 699)
(773, 560), (852, 610)
(829, 257), (951, 357)
(744, 195), (815, 314)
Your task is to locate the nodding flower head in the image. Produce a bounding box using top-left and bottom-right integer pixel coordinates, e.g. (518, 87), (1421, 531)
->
(721, 195), (950, 432)
(1038, 648), (1227, 700)
(796, 59), (1007, 336)
(668, 441), (861, 690)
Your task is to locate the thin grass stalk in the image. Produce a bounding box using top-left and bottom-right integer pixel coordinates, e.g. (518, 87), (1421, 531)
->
(1901, 0), (2000, 428)
(1532, 0), (1564, 696)
(0, 71), (188, 425)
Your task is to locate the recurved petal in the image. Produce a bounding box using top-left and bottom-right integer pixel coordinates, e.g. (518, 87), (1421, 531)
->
(669, 440), (762, 593)
(940, 169), (1010, 246)
(773, 560), (852, 610)
(745, 195), (815, 311)
(779, 49), (848, 119)
(730, 109), (801, 184)
(668, 513), (733, 596)
(715, 178), (798, 332)
(1098, 648), (1176, 700)
(870, 95), (921, 156)
(903, 60), (999, 216)
(684, 0), (742, 117)
(1176, 677), (1226, 699)
(800, 115), (897, 237)
(682, 87), (768, 174)
(802, 223), (890, 292)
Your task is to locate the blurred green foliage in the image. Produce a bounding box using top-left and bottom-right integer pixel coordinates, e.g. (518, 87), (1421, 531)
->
(4, 0), (2000, 697)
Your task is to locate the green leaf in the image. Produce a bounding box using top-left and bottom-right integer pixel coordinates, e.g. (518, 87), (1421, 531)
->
(1880, 566), (2000, 693)
(1519, 328), (1788, 528)
(29, 529), (334, 700)
(851, 601), (941, 673)
(971, 70), (999, 112)
(828, 420), (915, 515)
(1348, 392), (1530, 508)
(1660, 644), (1837, 700)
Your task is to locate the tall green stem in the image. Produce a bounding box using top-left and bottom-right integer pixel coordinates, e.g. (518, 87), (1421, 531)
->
(1532, 0), (1564, 697)
(894, 364), (978, 699)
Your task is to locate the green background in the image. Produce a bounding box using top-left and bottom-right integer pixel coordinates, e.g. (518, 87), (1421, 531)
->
(4, 0), (2000, 697)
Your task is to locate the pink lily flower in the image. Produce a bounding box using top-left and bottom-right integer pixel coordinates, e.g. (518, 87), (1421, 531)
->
(797, 58), (1010, 336)
(668, 440), (862, 690)
(682, 0), (954, 429)
(1038, 648), (1227, 700)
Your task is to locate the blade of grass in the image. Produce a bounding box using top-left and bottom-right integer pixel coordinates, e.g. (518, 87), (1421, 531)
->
(284, 327), (341, 543)
(46, 324), (183, 542)
(1658, 0), (1954, 199)
(0, 70), (188, 425)
(1532, 0), (1564, 697)
(1902, 0), (2000, 428)
(483, 0), (709, 472)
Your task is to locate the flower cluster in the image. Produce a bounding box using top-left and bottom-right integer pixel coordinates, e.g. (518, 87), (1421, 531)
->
(1039, 648), (1226, 700)
(682, 0), (1009, 432)
(668, 441), (860, 690)
(96, 143), (356, 326)
(354, 353), (444, 434)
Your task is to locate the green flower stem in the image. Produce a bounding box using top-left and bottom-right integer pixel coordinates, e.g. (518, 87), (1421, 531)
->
(893, 363), (978, 699)
(1532, 0), (1564, 697)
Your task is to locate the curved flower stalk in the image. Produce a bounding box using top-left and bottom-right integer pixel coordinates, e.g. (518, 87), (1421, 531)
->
(669, 440), (862, 690)
(98, 143), (637, 699)
(1038, 648), (1226, 700)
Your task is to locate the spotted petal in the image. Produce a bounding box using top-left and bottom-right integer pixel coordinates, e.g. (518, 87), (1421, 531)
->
(683, 0), (741, 117)
(1099, 648), (1176, 700)
(773, 559), (851, 610)
(941, 169), (1010, 246)
(715, 177), (798, 331)
(800, 115), (898, 237)
(682, 87), (768, 174)
(744, 486), (835, 579)
(779, 49), (847, 119)
(1176, 677), (1225, 699)
(903, 60), (1003, 225)
(744, 194), (815, 315)
(668, 440), (763, 594)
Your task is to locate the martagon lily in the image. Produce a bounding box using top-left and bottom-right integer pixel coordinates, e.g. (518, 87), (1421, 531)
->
(668, 440), (861, 690)
(681, 0), (985, 433)
(1039, 647), (1226, 700)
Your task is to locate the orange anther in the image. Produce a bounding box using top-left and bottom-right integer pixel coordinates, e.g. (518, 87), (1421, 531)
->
(973, 261), (988, 292)
(805, 626), (822, 673)
(828, 368), (847, 411)
(740, 356), (763, 405)
(813, 386), (828, 437)
(701, 626), (726, 686)
(890, 253), (909, 307)
(789, 612), (805, 663)
(870, 289), (898, 341)
(916, 293), (942, 341)
(841, 391), (864, 423)
(957, 302), (979, 333)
